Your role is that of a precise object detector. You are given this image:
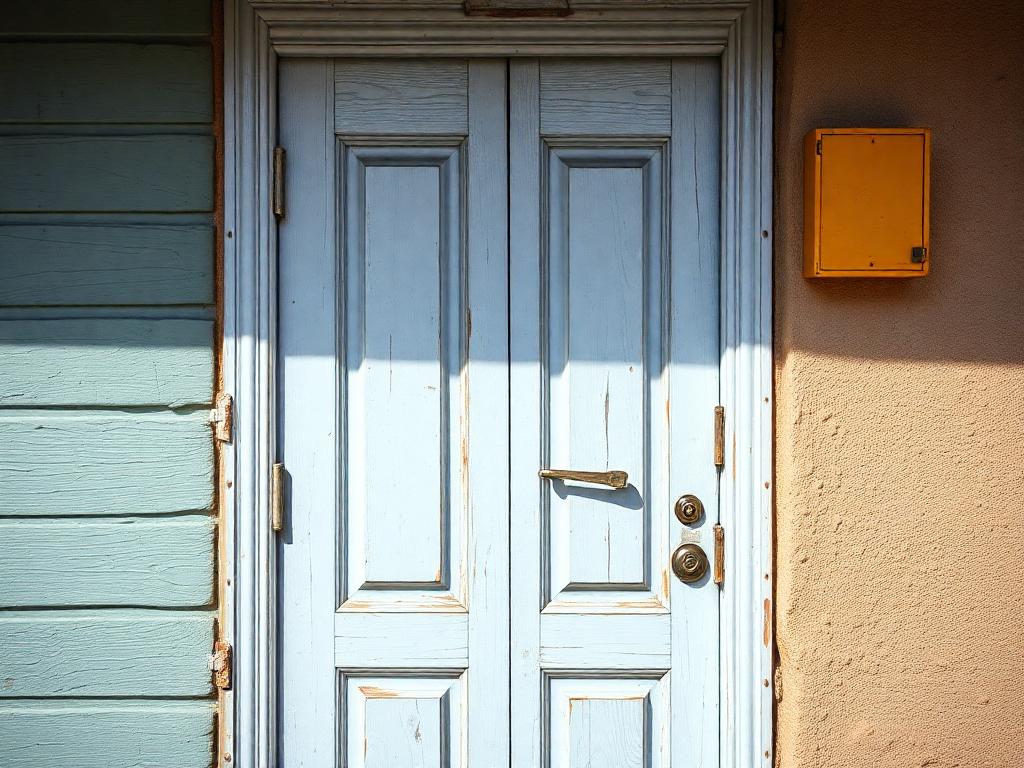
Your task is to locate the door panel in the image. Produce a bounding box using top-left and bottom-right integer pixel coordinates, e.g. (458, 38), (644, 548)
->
(278, 58), (509, 767)
(342, 144), (466, 610)
(545, 145), (667, 611)
(510, 58), (721, 768)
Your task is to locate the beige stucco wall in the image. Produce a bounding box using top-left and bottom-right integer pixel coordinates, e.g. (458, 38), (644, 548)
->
(774, 1), (1024, 766)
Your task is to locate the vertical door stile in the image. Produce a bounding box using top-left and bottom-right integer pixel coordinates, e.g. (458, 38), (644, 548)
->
(465, 59), (512, 766)
(276, 57), (339, 766)
(668, 57), (723, 768)
(509, 57), (543, 768)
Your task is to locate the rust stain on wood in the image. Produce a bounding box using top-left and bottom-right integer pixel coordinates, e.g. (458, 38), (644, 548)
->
(360, 685), (400, 698)
(763, 598), (772, 647)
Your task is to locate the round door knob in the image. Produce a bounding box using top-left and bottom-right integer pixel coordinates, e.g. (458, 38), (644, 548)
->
(672, 543), (709, 583)
(674, 494), (704, 525)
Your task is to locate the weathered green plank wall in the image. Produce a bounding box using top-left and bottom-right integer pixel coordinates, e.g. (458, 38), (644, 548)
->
(0, 2), (218, 766)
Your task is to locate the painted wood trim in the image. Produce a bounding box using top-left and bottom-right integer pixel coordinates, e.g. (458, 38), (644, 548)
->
(0, 43), (213, 124)
(0, 516), (215, 608)
(0, 410), (214, 516)
(224, 4), (774, 768)
(0, 135), (215, 213)
(0, 318), (214, 406)
(0, 610), (214, 697)
(0, 224), (215, 306)
(0, 701), (216, 768)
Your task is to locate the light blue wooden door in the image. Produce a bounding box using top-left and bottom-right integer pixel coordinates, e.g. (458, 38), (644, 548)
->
(509, 59), (721, 768)
(278, 56), (720, 768)
(277, 58), (509, 767)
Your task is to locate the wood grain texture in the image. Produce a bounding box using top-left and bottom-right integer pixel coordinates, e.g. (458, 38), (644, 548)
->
(0, 411), (214, 516)
(0, 701), (215, 768)
(0, 610), (214, 697)
(0, 135), (214, 212)
(0, 44), (212, 124)
(540, 59), (671, 135)
(334, 613), (469, 668)
(0, 318), (213, 406)
(0, 517), (215, 607)
(0, 0), (212, 38)
(335, 59), (468, 134)
(0, 224), (214, 306)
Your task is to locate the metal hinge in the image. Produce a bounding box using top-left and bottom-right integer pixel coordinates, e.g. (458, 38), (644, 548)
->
(714, 405), (725, 468)
(272, 146), (286, 219)
(816, 139), (822, 155)
(713, 523), (725, 585)
(209, 641), (232, 690)
(209, 392), (233, 443)
(271, 462), (286, 533)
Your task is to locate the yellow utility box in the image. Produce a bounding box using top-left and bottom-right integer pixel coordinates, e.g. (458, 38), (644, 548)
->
(804, 128), (931, 278)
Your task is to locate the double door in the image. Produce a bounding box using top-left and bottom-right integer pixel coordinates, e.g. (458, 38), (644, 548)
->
(278, 56), (721, 768)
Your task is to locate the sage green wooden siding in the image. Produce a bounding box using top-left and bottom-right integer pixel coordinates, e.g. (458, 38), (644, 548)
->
(0, 3), (217, 766)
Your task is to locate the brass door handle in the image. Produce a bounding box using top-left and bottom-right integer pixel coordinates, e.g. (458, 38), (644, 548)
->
(538, 469), (629, 489)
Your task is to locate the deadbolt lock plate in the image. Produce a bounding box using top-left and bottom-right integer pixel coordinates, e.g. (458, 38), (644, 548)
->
(674, 494), (704, 525)
(672, 543), (709, 584)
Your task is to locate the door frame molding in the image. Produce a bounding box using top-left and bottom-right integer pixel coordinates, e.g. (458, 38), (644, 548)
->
(221, 2), (773, 766)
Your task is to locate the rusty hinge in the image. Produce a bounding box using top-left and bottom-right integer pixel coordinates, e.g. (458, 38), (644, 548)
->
(210, 392), (233, 443)
(209, 641), (232, 690)
(713, 523), (725, 585)
(271, 462), (286, 533)
(714, 405), (725, 468)
(273, 146), (286, 219)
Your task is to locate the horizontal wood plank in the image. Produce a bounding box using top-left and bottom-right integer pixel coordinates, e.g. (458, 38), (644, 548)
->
(0, 411), (213, 516)
(335, 613), (469, 668)
(0, 701), (215, 768)
(540, 59), (671, 135)
(0, 318), (214, 406)
(0, 0), (212, 38)
(0, 223), (214, 306)
(0, 135), (214, 212)
(0, 610), (214, 697)
(0, 517), (214, 608)
(0, 44), (212, 124)
(335, 59), (469, 134)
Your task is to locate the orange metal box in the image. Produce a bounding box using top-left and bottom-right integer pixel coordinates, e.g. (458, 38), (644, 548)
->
(804, 128), (931, 278)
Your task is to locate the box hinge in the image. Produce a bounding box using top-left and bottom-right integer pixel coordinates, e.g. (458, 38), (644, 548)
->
(273, 146), (286, 219)
(209, 641), (232, 690)
(714, 405), (725, 468)
(713, 523), (725, 585)
(209, 392), (233, 443)
(271, 462), (286, 533)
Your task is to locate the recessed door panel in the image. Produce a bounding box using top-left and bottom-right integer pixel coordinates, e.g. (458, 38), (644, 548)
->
(342, 145), (466, 609)
(342, 674), (465, 768)
(544, 145), (667, 610)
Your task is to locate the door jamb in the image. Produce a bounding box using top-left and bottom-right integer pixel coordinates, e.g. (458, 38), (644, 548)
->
(221, 2), (774, 766)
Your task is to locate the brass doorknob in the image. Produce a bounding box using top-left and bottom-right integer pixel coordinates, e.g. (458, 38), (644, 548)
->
(674, 494), (704, 525)
(672, 543), (709, 583)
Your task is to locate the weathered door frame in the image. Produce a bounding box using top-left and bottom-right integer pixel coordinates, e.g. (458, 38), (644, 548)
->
(220, 2), (773, 766)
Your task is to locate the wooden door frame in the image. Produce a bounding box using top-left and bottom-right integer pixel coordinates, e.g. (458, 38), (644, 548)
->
(220, 2), (773, 766)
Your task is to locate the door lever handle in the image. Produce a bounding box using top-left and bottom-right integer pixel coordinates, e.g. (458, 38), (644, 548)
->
(539, 468), (629, 489)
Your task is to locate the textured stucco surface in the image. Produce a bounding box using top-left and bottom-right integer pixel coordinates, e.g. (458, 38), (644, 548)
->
(774, 1), (1024, 766)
